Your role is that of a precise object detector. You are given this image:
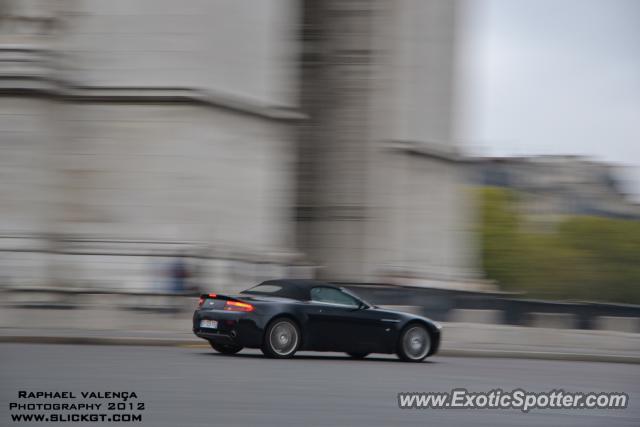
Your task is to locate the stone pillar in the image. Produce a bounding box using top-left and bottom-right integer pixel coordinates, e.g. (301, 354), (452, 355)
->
(297, 0), (478, 284)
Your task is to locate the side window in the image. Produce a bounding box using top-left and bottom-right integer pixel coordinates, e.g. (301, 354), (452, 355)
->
(310, 287), (359, 308)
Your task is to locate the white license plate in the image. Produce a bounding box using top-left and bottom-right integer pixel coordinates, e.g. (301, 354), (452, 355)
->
(200, 319), (218, 329)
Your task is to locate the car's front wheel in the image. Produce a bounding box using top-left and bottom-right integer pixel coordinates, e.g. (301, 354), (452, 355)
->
(261, 318), (301, 358)
(396, 324), (431, 362)
(209, 341), (243, 355)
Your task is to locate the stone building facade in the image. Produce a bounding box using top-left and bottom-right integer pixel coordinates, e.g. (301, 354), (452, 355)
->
(0, 0), (477, 292)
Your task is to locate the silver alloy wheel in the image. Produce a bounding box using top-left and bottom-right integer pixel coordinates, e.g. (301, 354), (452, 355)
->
(402, 326), (430, 360)
(269, 320), (299, 356)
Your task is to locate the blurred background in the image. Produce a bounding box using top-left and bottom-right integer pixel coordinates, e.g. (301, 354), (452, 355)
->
(0, 0), (639, 337)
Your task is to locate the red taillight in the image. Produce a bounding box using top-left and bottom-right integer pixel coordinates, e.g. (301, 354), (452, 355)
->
(197, 293), (218, 309)
(224, 300), (254, 312)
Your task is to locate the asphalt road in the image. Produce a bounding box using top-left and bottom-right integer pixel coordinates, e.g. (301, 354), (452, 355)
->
(1, 343), (638, 427)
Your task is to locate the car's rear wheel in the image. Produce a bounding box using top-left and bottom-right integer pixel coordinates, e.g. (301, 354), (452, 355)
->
(209, 341), (243, 355)
(261, 318), (300, 358)
(346, 352), (370, 359)
(397, 324), (431, 362)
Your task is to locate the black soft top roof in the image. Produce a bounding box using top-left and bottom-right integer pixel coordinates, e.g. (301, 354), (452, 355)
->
(241, 279), (340, 301)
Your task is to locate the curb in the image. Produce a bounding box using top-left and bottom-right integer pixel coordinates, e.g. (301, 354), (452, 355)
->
(0, 336), (198, 347)
(1, 335), (639, 364)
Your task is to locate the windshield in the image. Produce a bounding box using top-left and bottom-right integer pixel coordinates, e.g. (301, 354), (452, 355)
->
(339, 287), (373, 308)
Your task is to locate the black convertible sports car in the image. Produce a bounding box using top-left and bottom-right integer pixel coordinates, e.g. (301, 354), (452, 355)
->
(193, 279), (441, 362)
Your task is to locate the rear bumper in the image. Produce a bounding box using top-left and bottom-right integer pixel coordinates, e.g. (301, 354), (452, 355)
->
(192, 309), (265, 348)
(195, 330), (239, 345)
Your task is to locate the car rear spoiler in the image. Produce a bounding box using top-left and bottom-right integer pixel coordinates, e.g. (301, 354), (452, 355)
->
(197, 293), (255, 312)
(199, 293), (246, 302)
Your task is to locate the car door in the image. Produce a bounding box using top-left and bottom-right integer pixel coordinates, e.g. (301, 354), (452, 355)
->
(306, 287), (385, 352)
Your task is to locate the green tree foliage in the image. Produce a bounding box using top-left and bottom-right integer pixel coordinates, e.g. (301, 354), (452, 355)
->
(477, 187), (640, 303)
